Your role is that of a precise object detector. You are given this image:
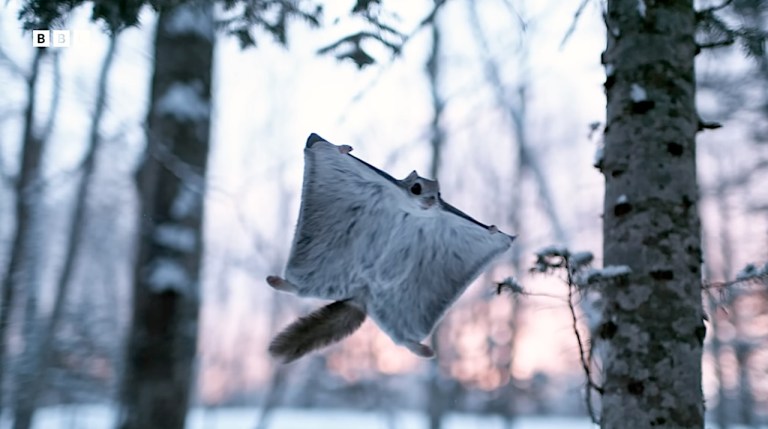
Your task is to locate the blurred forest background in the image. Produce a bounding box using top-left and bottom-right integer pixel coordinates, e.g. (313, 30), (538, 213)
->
(0, 0), (767, 428)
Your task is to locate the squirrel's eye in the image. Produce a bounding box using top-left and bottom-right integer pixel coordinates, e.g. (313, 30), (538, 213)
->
(411, 183), (422, 195)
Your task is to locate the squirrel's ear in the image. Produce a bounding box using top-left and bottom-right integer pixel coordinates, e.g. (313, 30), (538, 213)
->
(405, 170), (419, 181)
(306, 133), (326, 148)
(428, 178), (440, 193)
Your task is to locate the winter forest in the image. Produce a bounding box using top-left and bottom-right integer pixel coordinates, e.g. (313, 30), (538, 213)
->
(0, 0), (767, 428)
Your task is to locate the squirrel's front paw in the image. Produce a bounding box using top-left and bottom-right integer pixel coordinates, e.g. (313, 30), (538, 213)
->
(404, 340), (435, 359)
(266, 276), (297, 293)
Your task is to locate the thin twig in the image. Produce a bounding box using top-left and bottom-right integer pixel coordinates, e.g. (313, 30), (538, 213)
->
(565, 258), (603, 425)
(336, 0), (450, 122)
(698, 39), (735, 50)
(705, 159), (768, 195)
(698, 0), (733, 15)
(0, 45), (27, 80)
(560, 0), (591, 49)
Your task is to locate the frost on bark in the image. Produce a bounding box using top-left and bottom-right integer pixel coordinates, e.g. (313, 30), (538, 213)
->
(601, 1), (704, 428)
(117, 3), (213, 429)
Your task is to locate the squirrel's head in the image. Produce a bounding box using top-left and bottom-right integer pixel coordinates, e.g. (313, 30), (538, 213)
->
(400, 170), (440, 212)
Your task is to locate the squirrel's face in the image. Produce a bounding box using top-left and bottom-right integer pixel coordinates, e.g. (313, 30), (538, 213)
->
(400, 171), (440, 213)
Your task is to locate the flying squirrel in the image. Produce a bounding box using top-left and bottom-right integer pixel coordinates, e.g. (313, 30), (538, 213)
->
(267, 133), (514, 363)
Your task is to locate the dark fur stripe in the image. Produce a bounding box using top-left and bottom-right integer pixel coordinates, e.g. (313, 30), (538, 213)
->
(268, 300), (366, 363)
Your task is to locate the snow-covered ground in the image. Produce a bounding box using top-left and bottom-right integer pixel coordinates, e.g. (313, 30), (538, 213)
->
(1, 405), (600, 429)
(2, 405), (764, 428)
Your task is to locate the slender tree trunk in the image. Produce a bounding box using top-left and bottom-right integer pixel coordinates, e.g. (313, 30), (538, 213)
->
(713, 169), (738, 429)
(11, 33), (119, 429)
(601, 1), (704, 428)
(254, 179), (298, 429)
(426, 6), (448, 429)
(467, 4), (563, 423)
(0, 48), (46, 418)
(721, 175), (757, 427)
(117, 4), (214, 429)
(467, 1), (567, 246)
(704, 239), (728, 429)
(733, 341), (754, 426)
(12, 50), (62, 429)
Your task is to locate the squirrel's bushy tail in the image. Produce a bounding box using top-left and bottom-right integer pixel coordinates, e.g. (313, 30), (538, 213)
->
(269, 300), (366, 363)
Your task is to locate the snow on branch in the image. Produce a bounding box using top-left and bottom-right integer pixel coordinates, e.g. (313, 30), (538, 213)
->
(575, 265), (632, 288)
(705, 261), (768, 298)
(495, 245), (607, 424)
(495, 276), (524, 295)
(735, 262), (768, 282)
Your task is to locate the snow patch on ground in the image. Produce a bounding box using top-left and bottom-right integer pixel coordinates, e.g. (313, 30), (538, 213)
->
(1, 405), (756, 429)
(0, 405), (601, 429)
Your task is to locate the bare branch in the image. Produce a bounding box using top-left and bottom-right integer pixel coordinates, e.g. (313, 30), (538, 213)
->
(523, 246), (610, 424)
(40, 51), (62, 143)
(697, 0), (733, 15)
(706, 158), (768, 194)
(11, 31), (122, 429)
(698, 38), (735, 50)
(335, 0), (450, 116)
(697, 118), (723, 131)
(560, 0), (592, 49)
(565, 257), (603, 425)
(0, 45), (27, 80)
(468, 0), (568, 244)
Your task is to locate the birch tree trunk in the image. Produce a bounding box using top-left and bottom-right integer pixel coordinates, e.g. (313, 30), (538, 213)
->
(601, 1), (704, 428)
(426, 7), (448, 428)
(0, 48), (46, 418)
(11, 33), (119, 429)
(117, 4), (214, 429)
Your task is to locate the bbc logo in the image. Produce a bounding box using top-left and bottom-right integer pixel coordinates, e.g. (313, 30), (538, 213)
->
(32, 30), (71, 48)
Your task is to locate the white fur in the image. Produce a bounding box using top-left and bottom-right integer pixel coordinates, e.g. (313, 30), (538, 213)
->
(283, 138), (514, 346)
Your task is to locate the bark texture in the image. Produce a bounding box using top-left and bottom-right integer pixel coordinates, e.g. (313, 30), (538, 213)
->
(0, 48), (46, 417)
(117, 3), (214, 429)
(601, 1), (704, 428)
(11, 33), (119, 429)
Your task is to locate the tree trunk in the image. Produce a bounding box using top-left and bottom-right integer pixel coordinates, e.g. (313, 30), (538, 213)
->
(426, 5), (447, 428)
(0, 48), (46, 418)
(601, 1), (704, 428)
(11, 33), (119, 429)
(117, 4), (214, 429)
